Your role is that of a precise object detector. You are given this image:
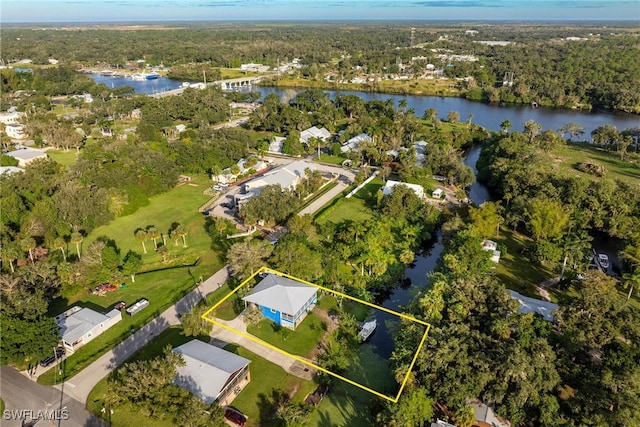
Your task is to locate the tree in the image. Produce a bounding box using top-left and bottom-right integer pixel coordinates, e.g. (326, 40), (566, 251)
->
(447, 110), (460, 124)
(135, 229), (148, 254)
(20, 237), (36, 264)
(423, 107), (437, 122)
(523, 119), (542, 144)
(227, 239), (273, 279)
(176, 224), (188, 247)
(0, 241), (20, 273)
(147, 226), (160, 250)
(469, 202), (503, 239)
(69, 231), (83, 259)
(157, 244), (169, 263)
(558, 122), (585, 141)
(376, 387), (434, 427)
(591, 124), (619, 149)
(524, 198), (570, 241)
(52, 236), (67, 261)
(121, 250), (143, 283)
(499, 120), (512, 134)
(181, 305), (213, 337)
(242, 305), (263, 327)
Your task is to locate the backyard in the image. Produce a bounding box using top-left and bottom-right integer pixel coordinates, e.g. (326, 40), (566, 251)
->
(314, 178), (383, 224)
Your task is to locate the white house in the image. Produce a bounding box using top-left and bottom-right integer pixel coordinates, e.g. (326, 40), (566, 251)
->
(509, 290), (559, 322)
(4, 123), (26, 139)
(173, 340), (251, 407)
(175, 124), (187, 133)
(57, 307), (122, 352)
(300, 126), (331, 146)
(243, 160), (316, 193)
(341, 133), (371, 154)
(481, 239), (501, 263)
(0, 111), (25, 125)
(431, 188), (444, 199)
(4, 148), (48, 167)
(382, 180), (425, 199)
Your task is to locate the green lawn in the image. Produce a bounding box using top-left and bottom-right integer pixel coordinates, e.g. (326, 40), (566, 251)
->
(247, 311), (327, 357)
(308, 345), (396, 427)
(40, 181), (228, 385)
(46, 148), (80, 167)
(0, 398), (4, 414)
(315, 197), (374, 225)
(492, 229), (556, 299)
(552, 143), (640, 186)
(86, 326), (208, 427)
(223, 344), (317, 427)
(210, 292), (242, 320)
(317, 153), (348, 165)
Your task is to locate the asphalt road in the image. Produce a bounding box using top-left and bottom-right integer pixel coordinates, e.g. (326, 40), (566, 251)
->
(0, 366), (108, 427)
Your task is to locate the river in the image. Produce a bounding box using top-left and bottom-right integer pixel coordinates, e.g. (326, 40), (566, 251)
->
(90, 74), (632, 357)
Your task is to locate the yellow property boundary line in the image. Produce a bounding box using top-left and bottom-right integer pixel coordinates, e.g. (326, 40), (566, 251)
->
(202, 266), (430, 403)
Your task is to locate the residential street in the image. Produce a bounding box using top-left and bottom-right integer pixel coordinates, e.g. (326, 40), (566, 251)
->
(55, 265), (230, 404)
(0, 366), (108, 427)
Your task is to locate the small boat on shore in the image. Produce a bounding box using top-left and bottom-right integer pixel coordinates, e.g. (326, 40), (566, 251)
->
(145, 72), (160, 80)
(358, 319), (377, 342)
(598, 253), (610, 269)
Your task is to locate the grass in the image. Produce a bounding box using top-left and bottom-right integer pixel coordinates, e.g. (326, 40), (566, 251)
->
(86, 326), (209, 427)
(315, 178), (383, 225)
(317, 153), (348, 165)
(551, 143), (640, 186)
(210, 292), (242, 320)
(492, 229), (556, 299)
(46, 148), (80, 167)
(308, 345), (396, 427)
(223, 344), (317, 427)
(220, 68), (259, 79)
(0, 399), (4, 414)
(247, 312), (327, 357)
(40, 179), (228, 385)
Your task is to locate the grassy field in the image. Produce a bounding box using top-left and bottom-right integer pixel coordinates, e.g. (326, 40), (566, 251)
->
(247, 312), (327, 357)
(46, 148), (80, 167)
(220, 68), (259, 79)
(551, 143), (640, 186)
(315, 178), (383, 225)
(40, 179), (228, 385)
(317, 153), (348, 165)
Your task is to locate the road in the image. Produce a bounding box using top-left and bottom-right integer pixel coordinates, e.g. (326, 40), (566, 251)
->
(0, 366), (108, 427)
(297, 178), (349, 216)
(58, 265), (230, 404)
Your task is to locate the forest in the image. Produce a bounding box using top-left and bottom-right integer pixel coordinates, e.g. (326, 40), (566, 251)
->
(1, 23), (639, 111)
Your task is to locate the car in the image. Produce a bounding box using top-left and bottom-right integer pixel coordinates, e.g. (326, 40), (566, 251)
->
(219, 182), (229, 188)
(40, 347), (65, 367)
(224, 409), (247, 426)
(212, 185), (223, 192)
(114, 301), (127, 310)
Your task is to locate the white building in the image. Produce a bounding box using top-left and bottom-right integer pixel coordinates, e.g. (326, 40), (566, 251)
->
(509, 290), (559, 322)
(432, 188), (444, 199)
(0, 111), (25, 125)
(481, 239), (501, 263)
(4, 148), (48, 167)
(173, 340), (251, 406)
(240, 63), (270, 72)
(300, 126), (331, 146)
(0, 166), (23, 175)
(268, 136), (285, 154)
(341, 133), (371, 154)
(4, 123), (26, 139)
(57, 307), (122, 352)
(243, 160), (316, 193)
(382, 180), (425, 199)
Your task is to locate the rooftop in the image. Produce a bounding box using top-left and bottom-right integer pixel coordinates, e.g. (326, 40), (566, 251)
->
(242, 273), (318, 315)
(57, 307), (120, 343)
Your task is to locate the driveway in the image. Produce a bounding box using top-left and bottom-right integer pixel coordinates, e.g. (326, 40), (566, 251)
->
(55, 265), (230, 404)
(0, 366), (108, 427)
(297, 179), (348, 216)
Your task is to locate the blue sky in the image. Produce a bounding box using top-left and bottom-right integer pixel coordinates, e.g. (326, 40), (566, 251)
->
(2, 0), (638, 23)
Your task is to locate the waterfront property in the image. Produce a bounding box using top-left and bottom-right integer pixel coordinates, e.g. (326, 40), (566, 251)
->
(242, 273), (318, 330)
(56, 307), (122, 352)
(173, 340), (251, 406)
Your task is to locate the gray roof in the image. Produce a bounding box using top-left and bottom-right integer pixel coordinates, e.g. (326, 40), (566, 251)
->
(173, 340), (251, 404)
(300, 126), (331, 144)
(245, 160), (316, 191)
(58, 307), (110, 343)
(5, 148), (47, 161)
(242, 273), (317, 315)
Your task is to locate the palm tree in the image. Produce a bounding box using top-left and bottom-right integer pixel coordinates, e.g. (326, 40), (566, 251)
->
(176, 225), (188, 247)
(20, 237), (36, 263)
(622, 270), (640, 301)
(0, 241), (20, 273)
(135, 229), (148, 254)
(52, 237), (67, 261)
(70, 231), (83, 259)
(146, 226), (160, 250)
(499, 120), (512, 134)
(157, 245), (169, 263)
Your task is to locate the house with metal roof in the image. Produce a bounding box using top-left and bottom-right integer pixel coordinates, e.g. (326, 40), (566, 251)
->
(340, 133), (372, 154)
(382, 180), (425, 199)
(243, 160), (316, 193)
(4, 148), (48, 167)
(173, 340), (251, 406)
(57, 307), (122, 352)
(242, 273), (318, 330)
(300, 126), (331, 146)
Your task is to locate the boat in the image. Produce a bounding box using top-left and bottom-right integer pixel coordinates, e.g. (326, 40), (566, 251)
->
(598, 253), (610, 269)
(358, 319), (377, 342)
(145, 72), (160, 80)
(130, 73), (146, 81)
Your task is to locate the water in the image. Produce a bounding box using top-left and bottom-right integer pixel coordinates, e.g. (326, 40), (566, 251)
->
(89, 74), (183, 95)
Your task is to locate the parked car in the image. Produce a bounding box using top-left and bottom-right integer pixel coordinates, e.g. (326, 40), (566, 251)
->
(114, 301), (126, 310)
(212, 185), (223, 192)
(40, 347), (65, 367)
(219, 182), (229, 188)
(224, 408), (247, 426)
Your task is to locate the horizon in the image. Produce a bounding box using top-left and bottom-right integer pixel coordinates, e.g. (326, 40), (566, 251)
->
(2, 1), (638, 23)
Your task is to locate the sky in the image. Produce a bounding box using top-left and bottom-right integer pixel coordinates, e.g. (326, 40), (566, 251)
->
(1, 0), (638, 23)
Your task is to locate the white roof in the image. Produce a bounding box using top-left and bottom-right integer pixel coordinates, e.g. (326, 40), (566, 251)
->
(300, 126), (331, 144)
(243, 273), (317, 315)
(5, 148), (47, 161)
(58, 307), (111, 343)
(509, 290), (559, 322)
(245, 160), (316, 191)
(382, 180), (424, 198)
(269, 136), (285, 153)
(173, 340), (251, 404)
(0, 166), (23, 175)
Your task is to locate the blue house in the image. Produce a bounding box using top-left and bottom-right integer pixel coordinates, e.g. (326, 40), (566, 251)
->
(242, 274), (318, 330)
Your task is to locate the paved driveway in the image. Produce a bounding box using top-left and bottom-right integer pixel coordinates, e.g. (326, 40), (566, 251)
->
(56, 265), (230, 404)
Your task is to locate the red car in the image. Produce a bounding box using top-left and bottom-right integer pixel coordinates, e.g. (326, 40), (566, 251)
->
(224, 409), (247, 426)
(114, 301), (126, 310)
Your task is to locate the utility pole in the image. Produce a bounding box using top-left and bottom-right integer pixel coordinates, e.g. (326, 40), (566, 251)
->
(410, 27), (415, 47)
